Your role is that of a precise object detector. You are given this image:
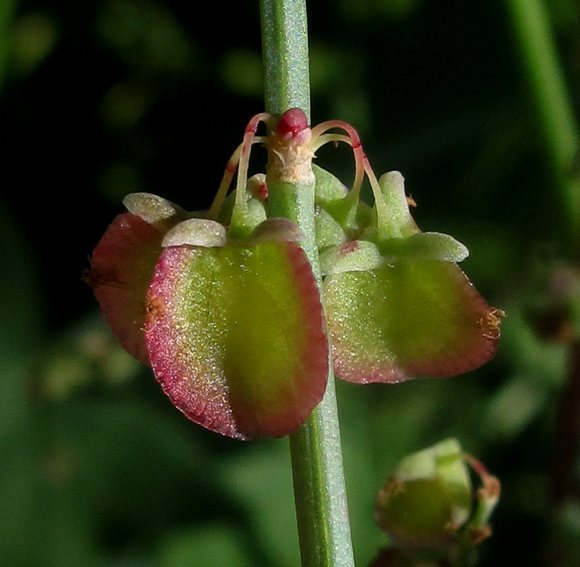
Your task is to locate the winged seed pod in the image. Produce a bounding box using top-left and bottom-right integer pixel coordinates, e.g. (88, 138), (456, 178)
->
(88, 109), (502, 439)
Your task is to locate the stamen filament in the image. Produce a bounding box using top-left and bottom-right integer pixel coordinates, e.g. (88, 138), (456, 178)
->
(311, 132), (352, 151)
(209, 114), (270, 226)
(311, 120), (366, 201)
(208, 143), (243, 220)
(311, 119), (390, 231)
(235, 113), (271, 214)
(362, 155), (390, 231)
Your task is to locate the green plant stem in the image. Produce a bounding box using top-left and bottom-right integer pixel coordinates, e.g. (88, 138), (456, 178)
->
(259, 1), (355, 566)
(260, 0), (311, 118)
(505, 0), (580, 242)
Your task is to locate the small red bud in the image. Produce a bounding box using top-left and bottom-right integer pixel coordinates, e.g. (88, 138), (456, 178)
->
(277, 108), (309, 138)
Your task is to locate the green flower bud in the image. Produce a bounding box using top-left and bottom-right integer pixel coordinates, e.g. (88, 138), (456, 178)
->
(375, 439), (471, 548)
(374, 439), (500, 563)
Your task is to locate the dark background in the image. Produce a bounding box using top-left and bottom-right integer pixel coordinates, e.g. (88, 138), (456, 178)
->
(1, 0), (580, 566)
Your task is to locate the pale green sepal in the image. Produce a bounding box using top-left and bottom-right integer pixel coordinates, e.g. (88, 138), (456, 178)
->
(249, 218), (305, 244)
(314, 205), (347, 251)
(392, 438), (472, 527)
(313, 163), (348, 205)
(162, 219), (227, 248)
(320, 240), (384, 276)
(378, 171), (419, 239)
(123, 192), (186, 224)
(246, 198), (268, 228)
(217, 177), (268, 236)
(378, 232), (469, 264)
(313, 164), (372, 237)
(355, 200), (373, 232)
(228, 197), (268, 240)
(405, 232), (469, 263)
(324, 190), (362, 237)
(395, 439), (463, 480)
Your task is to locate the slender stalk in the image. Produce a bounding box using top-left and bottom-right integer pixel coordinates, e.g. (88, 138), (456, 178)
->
(259, 2), (355, 566)
(505, 0), (580, 242)
(260, 0), (311, 118)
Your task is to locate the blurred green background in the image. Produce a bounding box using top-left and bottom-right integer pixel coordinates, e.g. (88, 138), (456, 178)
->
(1, 0), (580, 565)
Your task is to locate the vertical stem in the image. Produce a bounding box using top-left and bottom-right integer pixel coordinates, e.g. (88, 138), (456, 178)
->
(505, 0), (580, 242)
(259, 2), (355, 567)
(260, 0), (311, 118)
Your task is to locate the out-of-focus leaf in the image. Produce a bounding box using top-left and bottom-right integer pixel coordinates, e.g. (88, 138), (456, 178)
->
(0, 201), (44, 565)
(548, 501), (580, 567)
(339, 0), (424, 22)
(100, 81), (154, 130)
(220, 49), (263, 97)
(96, 0), (199, 76)
(484, 375), (546, 440)
(9, 12), (59, 78)
(158, 523), (255, 567)
(53, 396), (214, 524)
(220, 441), (299, 567)
(0, 200), (42, 376)
(500, 303), (567, 386)
(0, 428), (40, 566)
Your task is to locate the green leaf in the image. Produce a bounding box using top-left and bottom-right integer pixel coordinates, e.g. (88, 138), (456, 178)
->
(220, 441), (299, 567)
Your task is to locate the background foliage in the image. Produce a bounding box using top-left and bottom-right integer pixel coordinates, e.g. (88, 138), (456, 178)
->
(1, 0), (580, 565)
